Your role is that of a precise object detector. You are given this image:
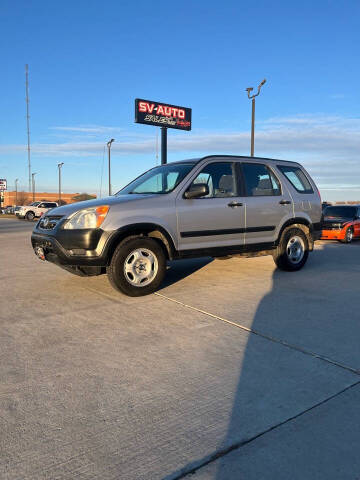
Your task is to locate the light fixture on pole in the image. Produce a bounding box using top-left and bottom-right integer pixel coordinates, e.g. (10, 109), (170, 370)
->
(246, 78), (266, 157)
(58, 162), (64, 204)
(15, 178), (19, 205)
(31, 172), (37, 202)
(107, 139), (115, 196)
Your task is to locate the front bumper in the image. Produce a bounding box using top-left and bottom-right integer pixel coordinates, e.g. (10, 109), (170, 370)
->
(31, 222), (111, 267)
(320, 228), (345, 241)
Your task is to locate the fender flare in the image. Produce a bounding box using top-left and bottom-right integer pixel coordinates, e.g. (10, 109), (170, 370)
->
(277, 218), (314, 250)
(105, 223), (177, 261)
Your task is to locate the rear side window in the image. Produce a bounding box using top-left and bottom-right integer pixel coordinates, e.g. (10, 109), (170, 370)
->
(278, 166), (313, 193)
(242, 163), (281, 196)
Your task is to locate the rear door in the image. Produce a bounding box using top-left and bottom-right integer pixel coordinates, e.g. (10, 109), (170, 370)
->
(176, 160), (246, 251)
(277, 164), (322, 225)
(241, 162), (293, 245)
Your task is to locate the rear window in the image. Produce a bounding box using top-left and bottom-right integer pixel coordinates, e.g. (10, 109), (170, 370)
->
(278, 166), (313, 194)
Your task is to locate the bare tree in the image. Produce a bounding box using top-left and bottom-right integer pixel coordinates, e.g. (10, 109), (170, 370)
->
(17, 191), (29, 205)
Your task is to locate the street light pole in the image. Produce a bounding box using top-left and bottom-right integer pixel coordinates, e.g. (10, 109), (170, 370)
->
(31, 172), (37, 202)
(246, 79), (266, 157)
(58, 162), (64, 204)
(107, 139), (115, 196)
(15, 178), (19, 205)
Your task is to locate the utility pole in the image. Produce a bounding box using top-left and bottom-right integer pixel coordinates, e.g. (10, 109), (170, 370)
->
(58, 163), (64, 204)
(246, 79), (266, 157)
(25, 65), (31, 193)
(107, 139), (115, 196)
(31, 172), (37, 202)
(15, 178), (19, 205)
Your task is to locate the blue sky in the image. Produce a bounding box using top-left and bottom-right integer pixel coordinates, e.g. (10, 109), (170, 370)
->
(1, 0), (360, 200)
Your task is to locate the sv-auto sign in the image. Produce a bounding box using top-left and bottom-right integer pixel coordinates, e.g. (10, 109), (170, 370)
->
(135, 99), (192, 131)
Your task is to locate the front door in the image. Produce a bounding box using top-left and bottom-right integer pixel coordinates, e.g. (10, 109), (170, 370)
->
(176, 161), (245, 251)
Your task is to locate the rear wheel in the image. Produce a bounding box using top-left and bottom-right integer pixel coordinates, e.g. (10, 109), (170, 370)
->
(25, 211), (35, 221)
(107, 237), (166, 296)
(341, 227), (353, 243)
(273, 227), (309, 271)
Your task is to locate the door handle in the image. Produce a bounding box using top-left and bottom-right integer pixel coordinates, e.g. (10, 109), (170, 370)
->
(228, 201), (243, 208)
(279, 200), (292, 205)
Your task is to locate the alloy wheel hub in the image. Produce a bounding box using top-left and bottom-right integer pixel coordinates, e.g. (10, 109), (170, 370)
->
(124, 248), (158, 287)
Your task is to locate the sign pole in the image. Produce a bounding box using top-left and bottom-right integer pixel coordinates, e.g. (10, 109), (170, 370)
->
(161, 127), (167, 165)
(135, 99), (191, 166)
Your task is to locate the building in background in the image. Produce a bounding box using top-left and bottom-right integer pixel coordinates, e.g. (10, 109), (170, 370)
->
(2, 191), (97, 206)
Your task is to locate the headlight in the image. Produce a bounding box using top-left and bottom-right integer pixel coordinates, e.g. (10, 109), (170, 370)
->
(63, 205), (109, 229)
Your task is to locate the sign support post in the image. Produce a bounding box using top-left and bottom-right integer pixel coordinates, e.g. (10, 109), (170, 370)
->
(135, 99), (191, 166)
(161, 127), (167, 165)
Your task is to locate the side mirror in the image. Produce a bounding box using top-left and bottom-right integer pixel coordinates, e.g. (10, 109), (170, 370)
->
(184, 183), (209, 199)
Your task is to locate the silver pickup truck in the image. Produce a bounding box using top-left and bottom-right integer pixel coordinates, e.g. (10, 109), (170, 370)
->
(31, 155), (322, 296)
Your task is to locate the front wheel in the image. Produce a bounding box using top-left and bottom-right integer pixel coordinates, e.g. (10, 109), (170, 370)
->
(272, 227), (309, 271)
(107, 237), (166, 296)
(341, 227), (353, 243)
(25, 211), (35, 221)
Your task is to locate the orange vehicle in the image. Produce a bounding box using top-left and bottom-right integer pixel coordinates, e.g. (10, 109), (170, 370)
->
(321, 205), (360, 243)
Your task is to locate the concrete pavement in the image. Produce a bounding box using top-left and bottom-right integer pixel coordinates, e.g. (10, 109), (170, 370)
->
(1, 218), (360, 479)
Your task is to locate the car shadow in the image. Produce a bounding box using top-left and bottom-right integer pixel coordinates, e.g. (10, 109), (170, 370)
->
(163, 241), (360, 480)
(160, 257), (214, 289)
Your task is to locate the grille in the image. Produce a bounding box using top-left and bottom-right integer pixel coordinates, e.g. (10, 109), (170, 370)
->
(38, 215), (64, 230)
(322, 223), (342, 230)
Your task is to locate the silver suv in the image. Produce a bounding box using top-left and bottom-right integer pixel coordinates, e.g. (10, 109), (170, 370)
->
(31, 155), (322, 296)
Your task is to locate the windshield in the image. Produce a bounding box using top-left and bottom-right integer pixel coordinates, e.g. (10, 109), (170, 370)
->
(117, 163), (195, 195)
(28, 202), (41, 206)
(324, 206), (356, 218)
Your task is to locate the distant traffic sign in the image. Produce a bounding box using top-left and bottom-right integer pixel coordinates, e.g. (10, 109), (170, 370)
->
(0, 179), (7, 191)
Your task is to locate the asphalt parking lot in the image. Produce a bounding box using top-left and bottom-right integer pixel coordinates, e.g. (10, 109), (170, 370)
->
(1, 217), (360, 480)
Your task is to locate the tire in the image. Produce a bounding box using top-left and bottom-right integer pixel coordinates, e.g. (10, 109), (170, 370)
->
(341, 227), (353, 244)
(25, 211), (35, 221)
(107, 237), (166, 296)
(272, 227), (309, 271)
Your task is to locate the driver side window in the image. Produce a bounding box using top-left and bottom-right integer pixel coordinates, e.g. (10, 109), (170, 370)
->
(190, 162), (236, 198)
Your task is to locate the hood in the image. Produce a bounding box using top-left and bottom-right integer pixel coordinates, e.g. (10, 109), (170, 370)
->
(45, 194), (155, 217)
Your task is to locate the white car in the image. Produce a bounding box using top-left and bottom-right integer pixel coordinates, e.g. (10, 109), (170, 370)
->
(16, 201), (58, 221)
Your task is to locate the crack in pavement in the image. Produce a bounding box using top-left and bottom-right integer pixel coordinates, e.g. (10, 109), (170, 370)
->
(168, 380), (360, 479)
(154, 293), (360, 478)
(155, 292), (360, 376)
